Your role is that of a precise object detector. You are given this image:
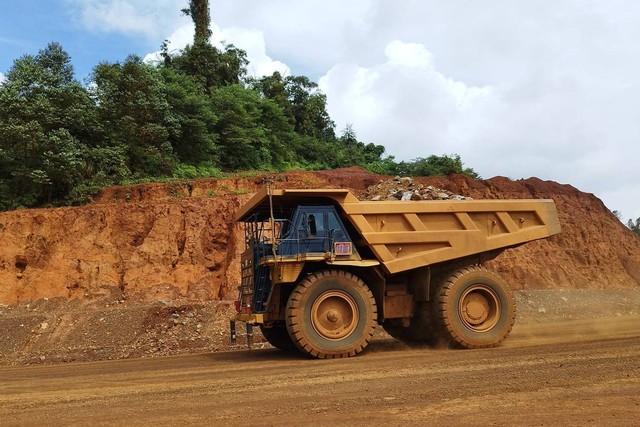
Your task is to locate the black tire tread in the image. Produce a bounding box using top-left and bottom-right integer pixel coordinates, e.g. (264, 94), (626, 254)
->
(434, 265), (516, 349)
(260, 324), (297, 352)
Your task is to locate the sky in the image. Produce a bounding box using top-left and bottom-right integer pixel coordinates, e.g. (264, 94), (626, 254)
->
(1, 0), (638, 222)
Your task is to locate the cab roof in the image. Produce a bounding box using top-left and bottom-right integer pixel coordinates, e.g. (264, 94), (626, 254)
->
(234, 188), (359, 222)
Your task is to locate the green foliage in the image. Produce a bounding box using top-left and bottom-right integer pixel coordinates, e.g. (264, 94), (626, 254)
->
(391, 154), (480, 178)
(210, 84), (268, 170)
(173, 163), (222, 179)
(168, 42), (248, 93)
(91, 55), (177, 178)
(211, 84), (300, 171)
(615, 210), (640, 237)
(0, 42), (95, 209)
(160, 67), (218, 165)
(249, 72), (335, 141)
(365, 156), (399, 175)
(333, 125), (385, 167)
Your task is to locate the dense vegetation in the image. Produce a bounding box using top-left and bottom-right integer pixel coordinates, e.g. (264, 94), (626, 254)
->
(0, 3), (478, 211)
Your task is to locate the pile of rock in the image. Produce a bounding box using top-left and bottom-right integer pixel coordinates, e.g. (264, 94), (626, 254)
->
(362, 176), (472, 201)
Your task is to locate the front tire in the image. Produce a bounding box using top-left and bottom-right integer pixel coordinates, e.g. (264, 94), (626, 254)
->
(433, 265), (515, 349)
(286, 270), (377, 358)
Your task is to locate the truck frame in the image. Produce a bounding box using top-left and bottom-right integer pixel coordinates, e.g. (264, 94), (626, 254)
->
(232, 186), (561, 358)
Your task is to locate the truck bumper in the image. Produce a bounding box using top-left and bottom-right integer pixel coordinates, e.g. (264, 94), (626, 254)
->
(230, 313), (264, 350)
(234, 312), (265, 324)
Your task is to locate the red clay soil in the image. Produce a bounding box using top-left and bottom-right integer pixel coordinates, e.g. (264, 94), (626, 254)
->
(0, 168), (638, 306)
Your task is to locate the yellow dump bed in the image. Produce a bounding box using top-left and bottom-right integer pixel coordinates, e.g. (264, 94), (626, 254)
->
(236, 188), (561, 275)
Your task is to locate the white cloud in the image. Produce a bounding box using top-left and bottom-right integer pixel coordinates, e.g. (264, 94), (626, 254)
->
(142, 23), (194, 66)
(0, 72), (5, 84)
(65, 0), (185, 41)
(210, 0), (374, 76)
(319, 40), (495, 159)
(384, 41), (433, 69)
(216, 27), (289, 79)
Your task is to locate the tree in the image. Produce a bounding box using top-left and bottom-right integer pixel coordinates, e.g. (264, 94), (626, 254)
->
(210, 85), (267, 170)
(161, 67), (218, 165)
(256, 96), (298, 170)
(395, 154), (480, 178)
(0, 42), (96, 208)
(169, 41), (248, 93)
(91, 56), (177, 177)
(181, 0), (212, 45)
(249, 73), (336, 141)
(249, 72), (290, 109)
(333, 125), (386, 167)
(210, 84), (298, 171)
(171, 0), (247, 93)
(628, 218), (640, 236)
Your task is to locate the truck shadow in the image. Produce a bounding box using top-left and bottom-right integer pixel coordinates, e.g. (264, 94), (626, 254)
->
(205, 338), (420, 362)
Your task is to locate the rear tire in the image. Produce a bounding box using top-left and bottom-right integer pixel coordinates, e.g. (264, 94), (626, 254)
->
(286, 270), (377, 358)
(433, 265), (515, 348)
(260, 324), (297, 352)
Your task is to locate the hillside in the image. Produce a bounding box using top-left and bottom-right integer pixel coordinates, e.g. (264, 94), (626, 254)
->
(1, 168), (639, 307)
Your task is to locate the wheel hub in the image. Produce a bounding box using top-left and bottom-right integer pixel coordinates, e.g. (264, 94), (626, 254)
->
(459, 285), (501, 332)
(311, 290), (358, 340)
(462, 294), (489, 325)
(326, 309), (340, 323)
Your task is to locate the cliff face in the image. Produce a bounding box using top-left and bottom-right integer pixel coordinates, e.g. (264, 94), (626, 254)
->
(0, 196), (242, 304)
(0, 169), (638, 305)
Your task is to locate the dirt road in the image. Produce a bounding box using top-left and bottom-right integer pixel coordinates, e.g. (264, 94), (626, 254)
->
(2, 316), (640, 426)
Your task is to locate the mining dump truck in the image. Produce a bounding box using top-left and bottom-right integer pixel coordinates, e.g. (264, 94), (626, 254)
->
(232, 186), (561, 358)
